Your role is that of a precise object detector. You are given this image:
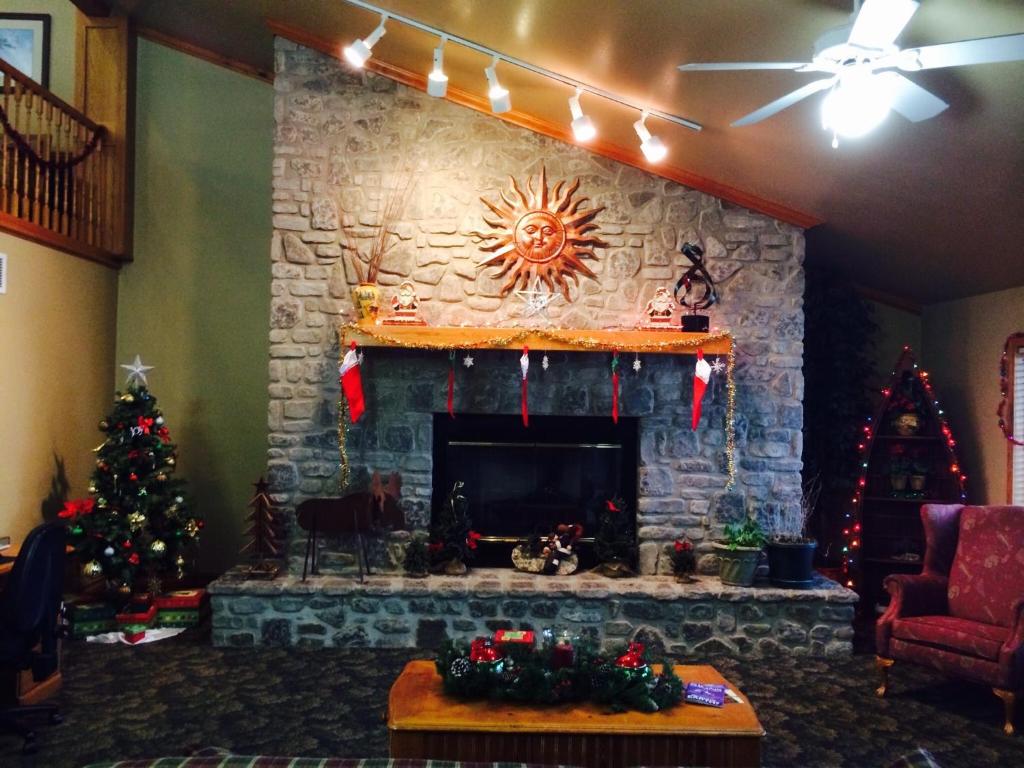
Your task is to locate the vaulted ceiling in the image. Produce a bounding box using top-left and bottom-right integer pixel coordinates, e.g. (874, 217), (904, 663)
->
(112, 0), (1024, 304)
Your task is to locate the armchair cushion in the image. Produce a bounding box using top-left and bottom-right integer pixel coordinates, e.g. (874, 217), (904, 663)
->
(892, 615), (1008, 661)
(947, 506), (1024, 627)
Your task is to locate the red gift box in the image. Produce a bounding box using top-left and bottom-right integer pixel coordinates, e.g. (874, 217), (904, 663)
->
(494, 629), (535, 649)
(116, 604), (157, 626)
(154, 588), (207, 610)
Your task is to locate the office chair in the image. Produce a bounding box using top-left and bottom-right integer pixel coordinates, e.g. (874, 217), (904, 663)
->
(0, 522), (66, 754)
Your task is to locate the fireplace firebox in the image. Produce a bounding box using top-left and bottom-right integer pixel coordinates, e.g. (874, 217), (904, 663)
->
(431, 413), (639, 567)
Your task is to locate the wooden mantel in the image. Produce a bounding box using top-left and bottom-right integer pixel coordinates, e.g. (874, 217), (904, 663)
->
(340, 321), (732, 355)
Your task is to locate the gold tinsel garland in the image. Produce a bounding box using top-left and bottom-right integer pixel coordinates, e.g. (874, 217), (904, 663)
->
(336, 324), (737, 492)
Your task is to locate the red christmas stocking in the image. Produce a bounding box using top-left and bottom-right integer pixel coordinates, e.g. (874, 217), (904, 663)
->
(692, 348), (711, 430)
(611, 349), (620, 424)
(339, 341), (366, 423)
(520, 346), (529, 427)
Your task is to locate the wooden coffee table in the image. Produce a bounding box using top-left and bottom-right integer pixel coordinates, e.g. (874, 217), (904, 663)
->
(388, 660), (765, 768)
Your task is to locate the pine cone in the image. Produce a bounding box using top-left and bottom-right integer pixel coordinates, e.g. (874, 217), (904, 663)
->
(449, 656), (472, 679)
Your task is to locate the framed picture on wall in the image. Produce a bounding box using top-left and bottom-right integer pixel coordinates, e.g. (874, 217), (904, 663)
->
(0, 13), (51, 88)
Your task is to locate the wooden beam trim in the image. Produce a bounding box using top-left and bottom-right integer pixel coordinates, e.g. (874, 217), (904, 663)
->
(0, 211), (123, 269)
(137, 27), (273, 84)
(267, 20), (821, 230)
(70, 0), (111, 18)
(853, 283), (922, 314)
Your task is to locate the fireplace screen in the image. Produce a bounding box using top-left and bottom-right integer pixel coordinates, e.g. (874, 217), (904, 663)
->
(431, 413), (638, 567)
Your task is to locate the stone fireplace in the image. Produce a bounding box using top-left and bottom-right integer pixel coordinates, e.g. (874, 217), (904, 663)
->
(208, 36), (857, 656)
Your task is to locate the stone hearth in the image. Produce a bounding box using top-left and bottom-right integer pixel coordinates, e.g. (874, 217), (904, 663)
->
(210, 569), (856, 657)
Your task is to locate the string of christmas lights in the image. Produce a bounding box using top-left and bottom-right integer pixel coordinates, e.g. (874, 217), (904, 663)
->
(842, 346), (967, 590)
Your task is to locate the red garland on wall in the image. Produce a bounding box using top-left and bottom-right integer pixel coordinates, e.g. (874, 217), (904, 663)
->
(842, 346), (968, 591)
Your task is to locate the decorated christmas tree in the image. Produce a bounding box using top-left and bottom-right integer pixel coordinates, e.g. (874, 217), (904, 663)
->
(66, 356), (202, 595)
(593, 497), (636, 576)
(428, 481), (479, 575)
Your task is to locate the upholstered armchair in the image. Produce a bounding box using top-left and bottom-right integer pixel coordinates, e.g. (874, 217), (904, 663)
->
(875, 504), (1024, 735)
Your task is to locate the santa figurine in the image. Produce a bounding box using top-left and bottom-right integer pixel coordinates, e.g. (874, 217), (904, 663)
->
(383, 280), (426, 325)
(643, 286), (675, 329)
(542, 523), (583, 575)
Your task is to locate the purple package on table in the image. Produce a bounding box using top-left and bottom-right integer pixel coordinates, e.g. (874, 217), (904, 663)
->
(684, 682), (726, 707)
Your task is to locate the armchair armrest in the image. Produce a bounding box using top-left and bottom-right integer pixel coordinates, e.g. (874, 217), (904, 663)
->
(998, 597), (1024, 690)
(876, 574), (948, 657)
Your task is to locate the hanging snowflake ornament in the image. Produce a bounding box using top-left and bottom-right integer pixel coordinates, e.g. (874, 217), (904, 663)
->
(633, 354), (642, 373)
(542, 354), (550, 371)
(463, 354), (475, 368)
(710, 356), (726, 375)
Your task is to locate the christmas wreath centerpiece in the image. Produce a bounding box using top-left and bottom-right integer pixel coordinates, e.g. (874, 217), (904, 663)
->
(436, 634), (683, 714)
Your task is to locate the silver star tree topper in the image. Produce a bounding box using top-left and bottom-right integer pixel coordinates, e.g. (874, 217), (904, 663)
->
(121, 355), (155, 387)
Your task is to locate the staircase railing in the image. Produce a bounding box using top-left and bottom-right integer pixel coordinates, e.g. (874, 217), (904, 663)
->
(0, 57), (120, 263)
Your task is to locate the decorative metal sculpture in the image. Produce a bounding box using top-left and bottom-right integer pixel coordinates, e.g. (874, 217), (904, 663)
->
(674, 241), (718, 332)
(471, 166), (608, 302)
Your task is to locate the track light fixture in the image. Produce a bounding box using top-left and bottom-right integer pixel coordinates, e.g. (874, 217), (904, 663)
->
(336, 0), (701, 162)
(568, 88), (597, 142)
(485, 57), (511, 114)
(343, 13), (387, 68)
(633, 112), (667, 163)
(427, 36), (448, 97)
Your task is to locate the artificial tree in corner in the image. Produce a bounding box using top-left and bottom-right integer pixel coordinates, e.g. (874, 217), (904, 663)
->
(713, 517), (765, 587)
(427, 481), (479, 575)
(64, 357), (202, 601)
(593, 498), (637, 578)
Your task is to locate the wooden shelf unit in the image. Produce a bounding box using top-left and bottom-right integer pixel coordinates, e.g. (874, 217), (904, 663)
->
(853, 348), (966, 618)
(341, 321), (733, 355)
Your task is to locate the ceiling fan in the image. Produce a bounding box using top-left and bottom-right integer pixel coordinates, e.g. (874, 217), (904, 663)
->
(677, 0), (1024, 145)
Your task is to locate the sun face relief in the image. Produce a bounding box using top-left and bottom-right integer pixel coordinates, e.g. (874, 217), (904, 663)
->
(472, 167), (609, 301)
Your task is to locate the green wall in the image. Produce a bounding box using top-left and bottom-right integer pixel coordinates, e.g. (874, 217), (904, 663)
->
(117, 39), (273, 573)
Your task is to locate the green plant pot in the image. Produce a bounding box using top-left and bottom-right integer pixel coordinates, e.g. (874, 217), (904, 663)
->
(713, 543), (762, 587)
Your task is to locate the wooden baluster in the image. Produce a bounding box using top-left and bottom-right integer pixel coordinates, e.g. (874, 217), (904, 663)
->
(86, 131), (96, 247)
(12, 81), (23, 218)
(23, 87), (35, 222)
(72, 122), (83, 241)
(62, 113), (73, 237)
(1, 76), (9, 216)
(40, 100), (53, 230)
(54, 109), (64, 235)
(32, 95), (45, 227)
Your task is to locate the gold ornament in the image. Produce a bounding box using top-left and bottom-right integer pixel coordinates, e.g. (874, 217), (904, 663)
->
(470, 166), (608, 301)
(127, 512), (147, 531)
(166, 456), (176, 466)
(150, 539), (167, 555)
(121, 393), (135, 403)
(156, 473), (168, 482)
(82, 560), (103, 577)
(118, 582), (132, 597)
(88, 482), (97, 493)
(185, 519), (200, 537)
(99, 420), (109, 430)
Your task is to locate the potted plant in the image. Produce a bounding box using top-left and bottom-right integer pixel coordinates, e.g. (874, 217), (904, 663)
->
(345, 170), (416, 320)
(909, 458), (930, 495)
(403, 533), (430, 578)
(889, 455), (910, 494)
(713, 517), (766, 587)
(764, 477), (819, 589)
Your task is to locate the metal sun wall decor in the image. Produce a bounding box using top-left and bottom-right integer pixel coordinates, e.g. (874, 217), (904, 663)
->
(471, 166), (608, 302)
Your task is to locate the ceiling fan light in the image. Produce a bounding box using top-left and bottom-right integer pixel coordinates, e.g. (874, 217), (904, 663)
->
(821, 71), (894, 139)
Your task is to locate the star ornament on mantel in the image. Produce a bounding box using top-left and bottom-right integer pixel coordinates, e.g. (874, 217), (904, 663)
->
(120, 355), (155, 387)
(513, 279), (562, 324)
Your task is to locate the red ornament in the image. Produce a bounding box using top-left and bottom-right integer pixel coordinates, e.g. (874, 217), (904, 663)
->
(674, 539), (692, 553)
(470, 637), (503, 662)
(611, 349), (620, 424)
(137, 416), (154, 435)
(466, 530), (481, 550)
(128, 552), (140, 565)
(58, 498), (95, 519)
(615, 642), (647, 669)
(606, 499), (620, 513)
(157, 426), (171, 443)
(123, 539), (133, 549)
(129, 473), (138, 481)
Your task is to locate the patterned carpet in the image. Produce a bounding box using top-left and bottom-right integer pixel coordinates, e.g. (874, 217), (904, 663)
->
(3, 631), (1023, 768)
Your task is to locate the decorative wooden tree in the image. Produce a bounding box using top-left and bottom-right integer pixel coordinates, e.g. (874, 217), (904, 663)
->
(844, 347), (967, 618)
(241, 477), (281, 579)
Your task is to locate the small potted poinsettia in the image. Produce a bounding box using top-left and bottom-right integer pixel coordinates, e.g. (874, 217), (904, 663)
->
(713, 517), (766, 587)
(670, 536), (697, 583)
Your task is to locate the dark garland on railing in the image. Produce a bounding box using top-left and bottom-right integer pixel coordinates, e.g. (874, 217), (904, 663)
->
(997, 332), (1024, 447)
(0, 104), (106, 171)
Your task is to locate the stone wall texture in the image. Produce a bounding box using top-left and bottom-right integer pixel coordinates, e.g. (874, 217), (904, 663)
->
(268, 38), (806, 576)
(211, 570), (855, 657)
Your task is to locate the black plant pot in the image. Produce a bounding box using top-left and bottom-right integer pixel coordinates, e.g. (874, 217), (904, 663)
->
(766, 540), (817, 589)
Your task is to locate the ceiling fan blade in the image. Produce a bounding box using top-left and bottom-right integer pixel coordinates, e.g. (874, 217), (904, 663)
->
(731, 78), (836, 127)
(678, 62), (812, 71)
(848, 0), (920, 50)
(904, 33), (1024, 70)
(883, 72), (949, 122)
